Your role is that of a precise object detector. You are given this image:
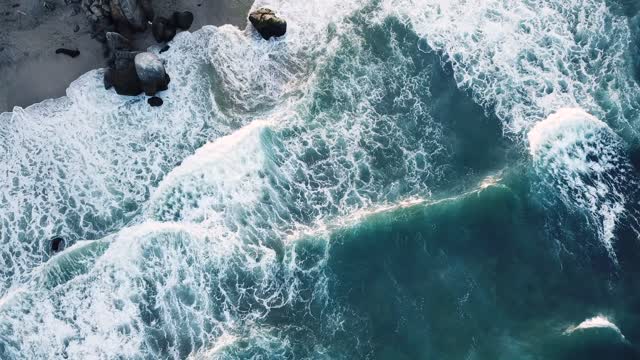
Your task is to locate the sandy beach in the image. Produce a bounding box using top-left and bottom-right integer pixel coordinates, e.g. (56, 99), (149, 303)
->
(0, 0), (253, 112)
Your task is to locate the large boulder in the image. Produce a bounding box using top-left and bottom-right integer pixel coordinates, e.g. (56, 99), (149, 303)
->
(248, 8), (287, 40)
(104, 60), (143, 96)
(103, 36), (144, 96)
(134, 52), (170, 95)
(151, 16), (176, 42)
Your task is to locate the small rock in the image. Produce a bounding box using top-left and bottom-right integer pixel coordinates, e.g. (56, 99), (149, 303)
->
(159, 45), (170, 53)
(151, 17), (176, 42)
(148, 96), (163, 106)
(73, 24), (80, 32)
(172, 11), (193, 30)
(248, 8), (287, 40)
(55, 48), (80, 57)
(134, 52), (170, 95)
(11, 4), (19, 8)
(50, 237), (66, 253)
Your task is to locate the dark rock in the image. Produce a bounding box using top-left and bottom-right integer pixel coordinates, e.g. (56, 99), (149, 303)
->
(73, 24), (80, 32)
(148, 96), (163, 106)
(151, 17), (176, 42)
(112, 50), (140, 70)
(55, 48), (80, 58)
(11, 4), (19, 8)
(248, 8), (287, 40)
(140, 0), (154, 21)
(106, 32), (132, 53)
(104, 67), (114, 89)
(134, 52), (169, 95)
(108, 61), (143, 95)
(104, 43), (144, 96)
(110, 0), (147, 32)
(172, 11), (193, 30)
(50, 237), (65, 253)
(159, 45), (170, 53)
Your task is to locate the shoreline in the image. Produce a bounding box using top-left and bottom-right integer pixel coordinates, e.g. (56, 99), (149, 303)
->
(0, 0), (254, 113)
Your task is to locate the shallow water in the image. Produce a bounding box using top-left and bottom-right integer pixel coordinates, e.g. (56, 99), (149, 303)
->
(1, 0), (640, 358)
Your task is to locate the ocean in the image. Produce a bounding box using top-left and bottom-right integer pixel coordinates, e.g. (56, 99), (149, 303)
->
(1, 0), (640, 358)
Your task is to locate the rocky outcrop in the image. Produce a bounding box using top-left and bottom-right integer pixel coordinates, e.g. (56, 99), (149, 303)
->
(134, 52), (170, 95)
(103, 32), (143, 95)
(104, 59), (143, 96)
(248, 8), (287, 40)
(83, 0), (154, 40)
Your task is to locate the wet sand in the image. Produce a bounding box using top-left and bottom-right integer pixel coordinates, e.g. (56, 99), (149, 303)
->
(0, 0), (253, 113)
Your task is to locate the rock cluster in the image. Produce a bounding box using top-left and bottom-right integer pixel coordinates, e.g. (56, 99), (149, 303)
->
(249, 8), (287, 40)
(103, 32), (169, 97)
(82, 0), (154, 41)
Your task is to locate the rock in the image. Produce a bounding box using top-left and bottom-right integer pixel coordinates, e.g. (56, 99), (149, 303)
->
(55, 48), (80, 58)
(50, 237), (65, 253)
(159, 45), (170, 53)
(73, 24), (80, 32)
(106, 61), (143, 95)
(110, 0), (148, 32)
(104, 45), (144, 96)
(172, 11), (193, 30)
(148, 96), (163, 106)
(151, 17), (176, 42)
(106, 31), (132, 53)
(134, 52), (170, 95)
(140, 0), (154, 21)
(248, 8), (287, 40)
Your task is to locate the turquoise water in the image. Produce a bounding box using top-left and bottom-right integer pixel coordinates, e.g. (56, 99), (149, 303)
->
(1, 0), (640, 358)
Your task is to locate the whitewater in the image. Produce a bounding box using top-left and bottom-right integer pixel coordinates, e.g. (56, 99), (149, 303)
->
(2, 0), (640, 358)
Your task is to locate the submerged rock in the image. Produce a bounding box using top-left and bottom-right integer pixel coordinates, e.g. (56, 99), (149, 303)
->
(248, 8), (287, 40)
(50, 237), (66, 253)
(148, 96), (163, 106)
(172, 11), (194, 30)
(134, 52), (170, 96)
(151, 16), (176, 42)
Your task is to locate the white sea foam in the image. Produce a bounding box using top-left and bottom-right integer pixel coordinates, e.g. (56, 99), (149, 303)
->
(528, 108), (636, 261)
(393, 0), (640, 138)
(564, 315), (626, 339)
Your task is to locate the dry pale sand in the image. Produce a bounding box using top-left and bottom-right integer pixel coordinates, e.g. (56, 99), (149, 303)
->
(0, 0), (254, 112)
